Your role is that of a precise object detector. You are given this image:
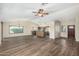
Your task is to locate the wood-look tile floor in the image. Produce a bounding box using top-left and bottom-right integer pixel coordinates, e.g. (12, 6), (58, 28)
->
(0, 36), (79, 56)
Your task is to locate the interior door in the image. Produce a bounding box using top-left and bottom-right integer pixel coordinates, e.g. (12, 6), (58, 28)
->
(68, 25), (75, 40)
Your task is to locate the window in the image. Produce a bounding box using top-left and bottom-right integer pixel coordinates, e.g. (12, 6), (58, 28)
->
(10, 25), (24, 34)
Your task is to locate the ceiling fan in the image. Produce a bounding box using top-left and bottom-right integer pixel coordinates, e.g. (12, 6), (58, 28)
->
(32, 3), (49, 17)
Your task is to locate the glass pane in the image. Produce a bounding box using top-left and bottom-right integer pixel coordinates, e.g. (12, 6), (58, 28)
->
(10, 26), (23, 34)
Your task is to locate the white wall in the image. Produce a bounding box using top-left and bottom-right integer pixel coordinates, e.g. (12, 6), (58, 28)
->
(48, 21), (55, 39)
(75, 17), (79, 41)
(3, 20), (38, 38)
(54, 21), (61, 38)
(60, 20), (75, 38)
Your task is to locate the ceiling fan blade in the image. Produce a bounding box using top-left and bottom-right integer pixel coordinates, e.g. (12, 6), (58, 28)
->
(43, 13), (49, 15)
(32, 11), (37, 13)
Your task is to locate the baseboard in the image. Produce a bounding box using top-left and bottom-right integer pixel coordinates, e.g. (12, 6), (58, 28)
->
(60, 37), (68, 39)
(55, 37), (68, 39)
(3, 35), (32, 39)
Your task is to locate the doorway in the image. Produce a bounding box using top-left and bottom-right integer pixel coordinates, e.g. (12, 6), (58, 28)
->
(68, 25), (75, 40)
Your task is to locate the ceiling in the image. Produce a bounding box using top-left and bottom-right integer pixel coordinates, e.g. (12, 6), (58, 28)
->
(0, 3), (79, 23)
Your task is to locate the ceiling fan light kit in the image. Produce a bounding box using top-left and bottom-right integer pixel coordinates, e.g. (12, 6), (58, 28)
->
(34, 9), (48, 17)
(33, 3), (49, 17)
